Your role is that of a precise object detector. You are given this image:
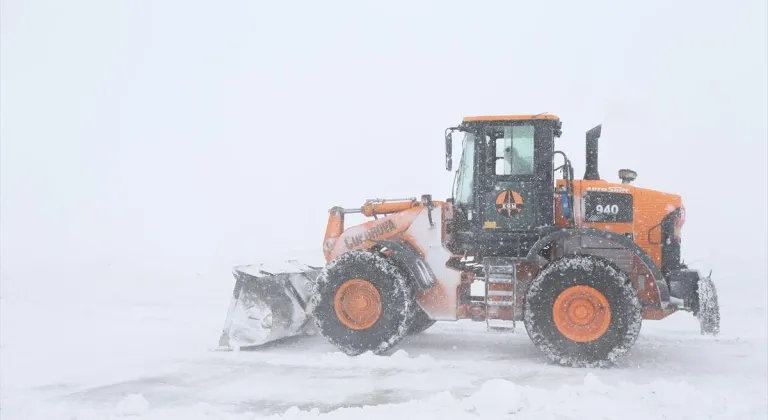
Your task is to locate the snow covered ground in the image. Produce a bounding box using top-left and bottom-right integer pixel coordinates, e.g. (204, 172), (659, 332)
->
(1, 260), (766, 420)
(3, 0), (767, 418)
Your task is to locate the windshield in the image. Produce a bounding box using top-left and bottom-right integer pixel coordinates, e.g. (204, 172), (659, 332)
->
(454, 132), (475, 205)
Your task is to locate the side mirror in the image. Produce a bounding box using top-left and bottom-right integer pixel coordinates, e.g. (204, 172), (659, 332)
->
(445, 132), (453, 171)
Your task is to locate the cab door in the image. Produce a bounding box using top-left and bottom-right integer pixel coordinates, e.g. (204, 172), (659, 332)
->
(480, 125), (539, 231)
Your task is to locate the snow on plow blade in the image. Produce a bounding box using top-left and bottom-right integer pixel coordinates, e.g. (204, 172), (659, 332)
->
(218, 260), (322, 350)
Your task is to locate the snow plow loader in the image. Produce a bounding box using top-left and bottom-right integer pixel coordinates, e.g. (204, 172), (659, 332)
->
(218, 114), (720, 367)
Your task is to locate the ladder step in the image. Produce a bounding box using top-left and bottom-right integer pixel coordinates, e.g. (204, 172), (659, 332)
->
(483, 262), (518, 327)
(486, 319), (516, 331)
(487, 267), (516, 274)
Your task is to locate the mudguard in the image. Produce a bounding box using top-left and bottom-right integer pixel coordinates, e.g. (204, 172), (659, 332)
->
(525, 228), (672, 309)
(375, 239), (436, 290)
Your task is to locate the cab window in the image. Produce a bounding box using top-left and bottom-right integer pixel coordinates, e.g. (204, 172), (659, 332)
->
(491, 125), (535, 176)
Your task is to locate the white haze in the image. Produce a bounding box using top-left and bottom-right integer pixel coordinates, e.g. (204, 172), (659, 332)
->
(2, 2), (767, 419)
(2, 0), (766, 301)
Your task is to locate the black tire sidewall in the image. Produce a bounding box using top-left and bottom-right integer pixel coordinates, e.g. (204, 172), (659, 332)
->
(310, 250), (414, 355)
(696, 277), (720, 335)
(524, 255), (642, 367)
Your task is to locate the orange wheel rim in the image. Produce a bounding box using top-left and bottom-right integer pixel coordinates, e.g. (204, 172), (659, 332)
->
(334, 279), (382, 330)
(552, 285), (611, 342)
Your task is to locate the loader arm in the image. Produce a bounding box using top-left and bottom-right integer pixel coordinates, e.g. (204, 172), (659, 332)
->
(322, 198), (430, 261)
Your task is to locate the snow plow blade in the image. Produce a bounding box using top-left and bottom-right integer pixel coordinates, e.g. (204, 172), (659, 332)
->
(217, 260), (322, 350)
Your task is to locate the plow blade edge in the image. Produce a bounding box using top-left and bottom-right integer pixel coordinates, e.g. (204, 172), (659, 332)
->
(218, 260), (322, 350)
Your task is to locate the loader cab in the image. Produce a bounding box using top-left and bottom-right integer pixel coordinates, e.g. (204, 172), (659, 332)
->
(446, 115), (561, 257)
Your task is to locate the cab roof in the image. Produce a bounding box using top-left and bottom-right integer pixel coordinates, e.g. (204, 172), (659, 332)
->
(462, 114), (560, 122)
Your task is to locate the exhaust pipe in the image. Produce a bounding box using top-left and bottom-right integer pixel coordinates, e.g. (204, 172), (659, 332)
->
(584, 124), (602, 181)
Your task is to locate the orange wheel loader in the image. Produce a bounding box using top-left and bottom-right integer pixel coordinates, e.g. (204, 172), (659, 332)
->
(218, 114), (720, 367)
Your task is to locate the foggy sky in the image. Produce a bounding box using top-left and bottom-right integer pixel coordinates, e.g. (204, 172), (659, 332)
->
(2, 0), (766, 293)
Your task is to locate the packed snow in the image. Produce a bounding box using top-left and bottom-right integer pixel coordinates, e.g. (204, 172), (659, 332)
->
(1, 259), (766, 419)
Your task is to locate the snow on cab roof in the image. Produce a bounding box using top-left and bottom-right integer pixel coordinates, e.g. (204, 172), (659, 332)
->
(462, 114), (560, 122)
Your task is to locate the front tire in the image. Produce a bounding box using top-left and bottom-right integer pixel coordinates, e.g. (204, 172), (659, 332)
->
(524, 255), (642, 367)
(309, 250), (415, 356)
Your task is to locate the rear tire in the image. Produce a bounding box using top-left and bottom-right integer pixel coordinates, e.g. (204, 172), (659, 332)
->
(695, 275), (720, 336)
(524, 255), (642, 367)
(309, 250), (415, 356)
